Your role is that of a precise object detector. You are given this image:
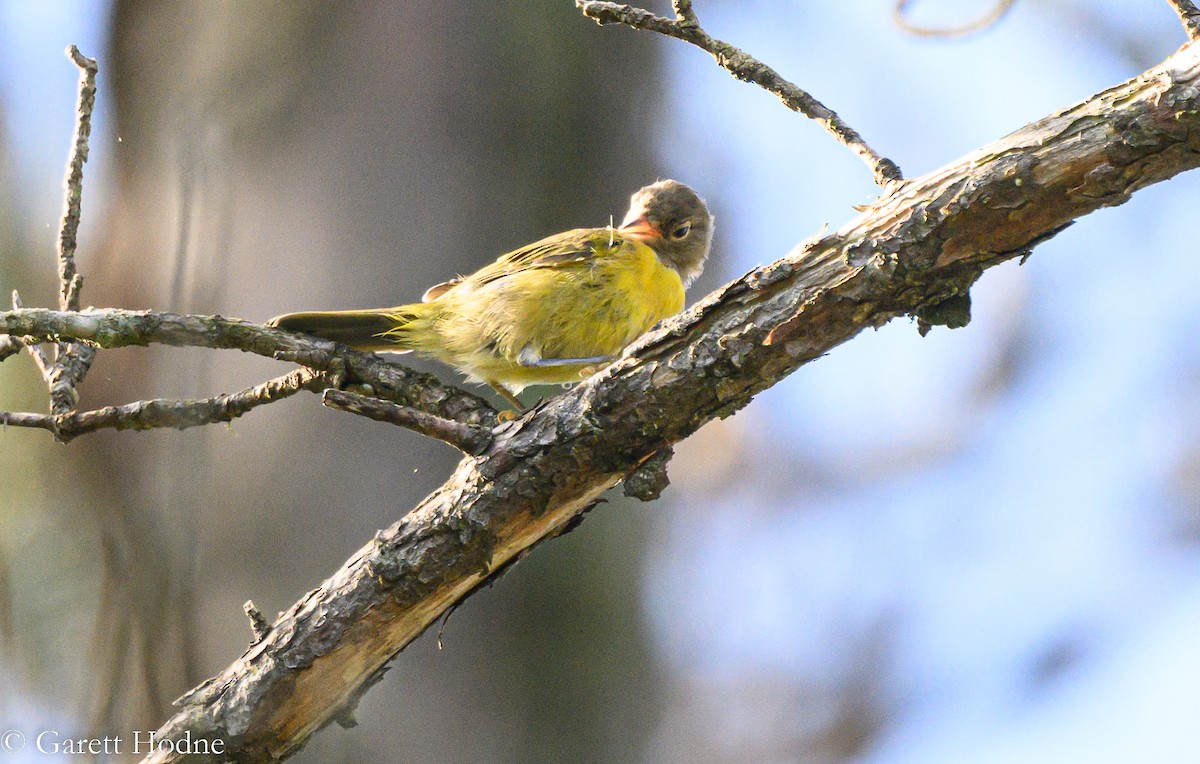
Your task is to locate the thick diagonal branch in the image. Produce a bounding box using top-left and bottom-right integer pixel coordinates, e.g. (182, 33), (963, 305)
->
(119, 41), (1200, 762)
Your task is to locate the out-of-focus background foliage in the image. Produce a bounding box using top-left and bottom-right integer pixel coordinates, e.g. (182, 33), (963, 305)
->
(1, 1), (1198, 762)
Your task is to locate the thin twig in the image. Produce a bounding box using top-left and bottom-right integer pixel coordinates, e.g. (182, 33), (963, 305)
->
(0, 411), (56, 431)
(322, 389), (493, 455)
(893, 0), (1018, 38)
(10, 291), (53, 376)
(0, 291), (31, 365)
(59, 45), (97, 312)
(48, 46), (100, 417)
(576, 1), (903, 186)
(0, 368), (331, 442)
(1166, 0), (1200, 41)
(0, 308), (498, 427)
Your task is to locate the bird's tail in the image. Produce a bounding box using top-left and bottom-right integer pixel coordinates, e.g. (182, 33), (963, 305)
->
(267, 305), (427, 352)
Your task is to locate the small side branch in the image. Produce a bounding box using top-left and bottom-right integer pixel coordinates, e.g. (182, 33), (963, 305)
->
(11, 292), (54, 377)
(322, 389), (493, 455)
(576, 1), (903, 186)
(0, 308), (498, 428)
(1167, 0), (1200, 41)
(0, 412), (57, 432)
(49, 46), (100, 417)
(243, 601), (271, 645)
(0, 368), (331, 442)
(892, 0), (1017, 38)
(59, 45), (97, 312)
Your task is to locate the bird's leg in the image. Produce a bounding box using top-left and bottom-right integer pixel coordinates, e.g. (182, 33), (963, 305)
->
(494, 355), (618, 420)
(526, 355), (617, 380)
(489, 382), (525, 421)
(519, 355), (614, 368)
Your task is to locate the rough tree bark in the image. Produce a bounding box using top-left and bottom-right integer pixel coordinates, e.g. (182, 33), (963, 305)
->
(1, 34), (1196, 763)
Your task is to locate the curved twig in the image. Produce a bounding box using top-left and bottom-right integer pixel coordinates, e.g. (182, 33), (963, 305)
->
(9, 291), (53, 376)
(0, 368), (331, 442)
(576, 1), (904, 186)
(0, 309), (498, 428)
(893, 0), (1018, 38)
(322, 389), (493, 455)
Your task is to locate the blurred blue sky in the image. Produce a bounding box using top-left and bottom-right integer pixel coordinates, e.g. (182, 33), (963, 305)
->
(651, 1), (1200, 761)
(0, 0), (109, 226)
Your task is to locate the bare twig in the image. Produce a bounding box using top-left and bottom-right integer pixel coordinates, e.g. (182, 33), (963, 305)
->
(58, 45), (97, 312)
(0, 292), (32, 365)
(576, 1), (903, 186)
(0, 308), (498, 428)
(0, 368), (331, 442)
(893, 0), (1018, 38)
(0, 411), (56, 431)
(10, 291), (53, 376)
(1167, 0), (1200, 41)
(322, 389), (493, 455)
(47, 46), (100, 417)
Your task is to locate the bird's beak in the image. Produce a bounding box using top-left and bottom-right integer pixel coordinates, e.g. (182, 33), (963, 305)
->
(618, 215), (661, 243)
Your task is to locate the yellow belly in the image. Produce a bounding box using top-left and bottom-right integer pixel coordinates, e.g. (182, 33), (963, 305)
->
(426, 238), (684, 391)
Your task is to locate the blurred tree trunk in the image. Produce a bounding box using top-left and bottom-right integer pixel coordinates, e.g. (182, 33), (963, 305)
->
(66, 2), (665, 762)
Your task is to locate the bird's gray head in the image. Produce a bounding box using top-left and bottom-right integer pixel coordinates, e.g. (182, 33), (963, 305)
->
(618, 179), (713, 287)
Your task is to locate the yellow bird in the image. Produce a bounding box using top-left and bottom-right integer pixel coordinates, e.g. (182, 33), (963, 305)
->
(268, 180), (713, 408)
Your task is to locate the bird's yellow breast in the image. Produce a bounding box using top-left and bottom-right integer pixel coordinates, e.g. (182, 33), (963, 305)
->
(424, 231), (685, 390)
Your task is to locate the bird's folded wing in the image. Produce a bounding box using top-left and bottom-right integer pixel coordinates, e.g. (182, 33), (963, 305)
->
(470, 228), (613, 287)
(420, 229), (623, 299)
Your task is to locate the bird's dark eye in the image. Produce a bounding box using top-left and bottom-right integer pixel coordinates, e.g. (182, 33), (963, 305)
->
(670, 223), (691, 239)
